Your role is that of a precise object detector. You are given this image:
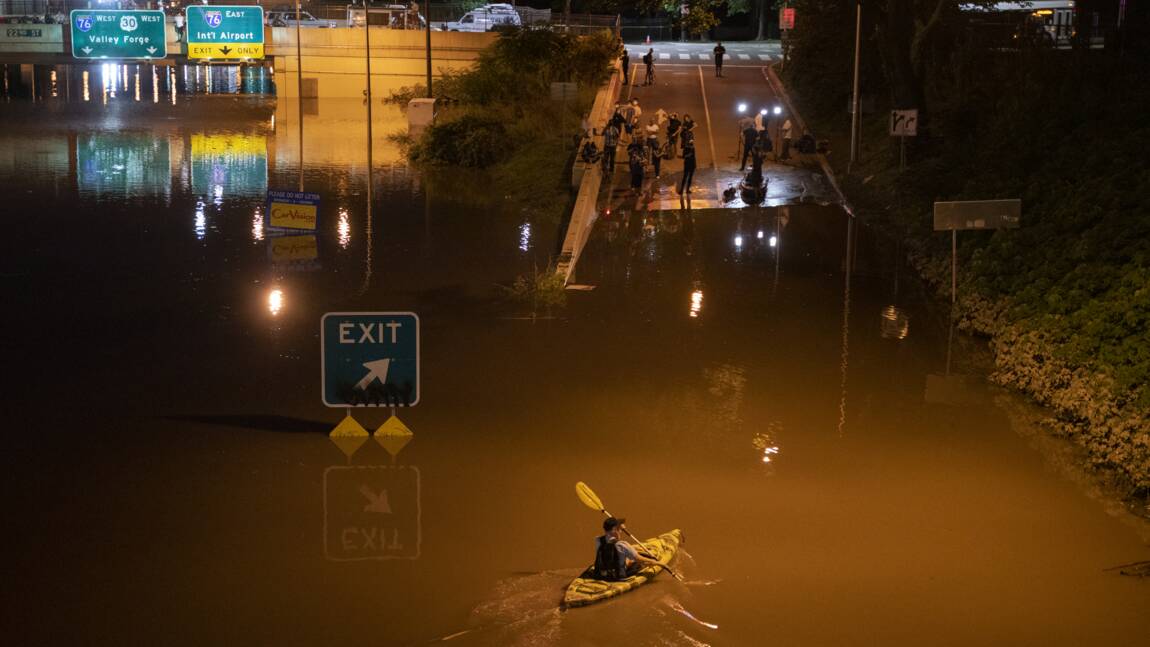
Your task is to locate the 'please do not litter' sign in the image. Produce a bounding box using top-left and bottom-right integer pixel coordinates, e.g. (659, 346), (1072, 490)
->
(268, 190), (320, 230)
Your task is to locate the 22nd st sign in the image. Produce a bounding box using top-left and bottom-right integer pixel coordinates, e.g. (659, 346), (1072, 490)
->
(70, 10), (166, 59)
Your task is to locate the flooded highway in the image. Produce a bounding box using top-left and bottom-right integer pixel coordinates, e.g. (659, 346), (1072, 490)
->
(3, 88), (1149, 646)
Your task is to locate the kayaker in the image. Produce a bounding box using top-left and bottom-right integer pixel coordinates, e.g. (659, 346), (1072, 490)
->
(593, 517), (661, 581)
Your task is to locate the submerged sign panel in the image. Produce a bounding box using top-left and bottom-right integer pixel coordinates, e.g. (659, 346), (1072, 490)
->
(267, 190), (320, 230)
(186, 6), (264, 59)
(70, 10), (166, 59)
(321, 313), (420, 407)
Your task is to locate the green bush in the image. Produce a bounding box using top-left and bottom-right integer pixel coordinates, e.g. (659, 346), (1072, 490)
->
(409, 112), (509, 167)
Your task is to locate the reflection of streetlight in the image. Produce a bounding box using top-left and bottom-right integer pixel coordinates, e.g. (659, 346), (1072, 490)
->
(252, 208), (264, 241)
(689, 289), (703, 318)
(268, 289), (284, 316)
(734, 234), (743, 248)
(338, 208), (351, 249)
(738, 102), (747, 113)
(757, 229), (764, 239)
(772, 105), (782, 116)
(769, 235), (777, 248)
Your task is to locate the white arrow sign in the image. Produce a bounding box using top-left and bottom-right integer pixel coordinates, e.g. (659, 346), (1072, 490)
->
(81, 46), (92, 54)
(146, 46), (157, 55)
(355, 358), (392, 391)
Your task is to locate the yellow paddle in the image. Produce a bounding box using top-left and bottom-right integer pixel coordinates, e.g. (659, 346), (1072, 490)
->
(575, 481), (684, 582)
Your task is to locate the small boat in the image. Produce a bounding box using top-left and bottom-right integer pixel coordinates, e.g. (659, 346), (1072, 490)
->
(562, 529), (683, 608)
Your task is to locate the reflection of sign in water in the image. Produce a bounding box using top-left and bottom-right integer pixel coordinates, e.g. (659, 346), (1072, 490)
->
(321, 312), (420, 407)
(189, 133), (268, 198)
(267, 190), (320, 230)
(76, 133), (171, 198)
(69, 10), (166, 59)
(268, 234), (318, 263)
(324, 465), (421, 561)
(186, 6), (265, 60)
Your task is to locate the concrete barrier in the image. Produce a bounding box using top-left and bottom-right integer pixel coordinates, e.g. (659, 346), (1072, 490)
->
(271, 27), (496, 98)
(556, 63), (622, 284)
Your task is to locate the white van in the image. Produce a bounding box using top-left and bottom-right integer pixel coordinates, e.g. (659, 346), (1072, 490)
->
(443, 3), (521, 32)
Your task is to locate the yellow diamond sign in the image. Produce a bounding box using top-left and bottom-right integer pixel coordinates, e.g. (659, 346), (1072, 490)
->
(329, 413), (369, 459)
(374, 415), (414, 457)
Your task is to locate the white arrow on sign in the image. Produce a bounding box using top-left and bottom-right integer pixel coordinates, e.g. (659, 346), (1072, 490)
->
(81, 46), (92, 54)
(146, 46), (157, 54)
(355, 358), (392, 390)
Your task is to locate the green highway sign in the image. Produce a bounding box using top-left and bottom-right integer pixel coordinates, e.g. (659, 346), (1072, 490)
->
(322, 312), (420, 407)
(186, 6), (265, 60)
(70, 10), (166, 59)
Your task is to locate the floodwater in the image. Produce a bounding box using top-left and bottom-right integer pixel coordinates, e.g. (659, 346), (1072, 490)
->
(3, 86), (1148, 646)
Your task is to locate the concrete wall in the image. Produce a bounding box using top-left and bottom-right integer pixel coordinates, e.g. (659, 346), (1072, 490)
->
(0, 23), (62, 53)
(271, 27), (496, 98)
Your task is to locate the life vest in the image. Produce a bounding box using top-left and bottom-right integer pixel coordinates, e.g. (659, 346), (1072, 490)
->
(594, 536), (625, 581)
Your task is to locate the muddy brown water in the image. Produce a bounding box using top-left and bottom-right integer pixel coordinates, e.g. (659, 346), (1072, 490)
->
(2, 94), (1148, 646)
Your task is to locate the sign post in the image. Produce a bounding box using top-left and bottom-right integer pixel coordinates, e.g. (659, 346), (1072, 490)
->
(889, 109), (918, 171)
(70, 10), (166, 59)
(322, 312), (420, 408)
(933, 199), (1021, 304)
(185, 6), (265, 60)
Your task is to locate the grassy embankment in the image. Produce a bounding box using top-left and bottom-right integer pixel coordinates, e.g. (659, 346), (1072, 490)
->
(389, 29), (618, 223)
(783, 7), (1150, 497)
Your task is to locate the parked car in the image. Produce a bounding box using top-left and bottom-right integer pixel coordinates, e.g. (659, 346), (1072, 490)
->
(265, 11), (337, 28)
(346, 4), (426, 29)
(442, 3), (521, 32)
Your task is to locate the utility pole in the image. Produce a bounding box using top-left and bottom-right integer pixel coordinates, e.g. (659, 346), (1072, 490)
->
(848, 1), (861, 174)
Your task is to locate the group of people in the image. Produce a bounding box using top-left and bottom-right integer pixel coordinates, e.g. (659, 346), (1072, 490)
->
(592, 98), (700, 195)
(620, 48), (659, 87)
(621, 42), (731, 85)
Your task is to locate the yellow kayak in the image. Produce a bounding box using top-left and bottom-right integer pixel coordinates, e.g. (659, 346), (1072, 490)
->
(563, 529), (682, 608)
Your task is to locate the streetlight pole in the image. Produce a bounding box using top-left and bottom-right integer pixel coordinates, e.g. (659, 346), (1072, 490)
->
(295, 0), (304, 191)
(848, 1), (861, 174)
(424, 4), (432, 98)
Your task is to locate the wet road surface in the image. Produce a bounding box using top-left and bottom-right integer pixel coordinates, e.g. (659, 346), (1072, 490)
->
(2, 87), (1149, 646)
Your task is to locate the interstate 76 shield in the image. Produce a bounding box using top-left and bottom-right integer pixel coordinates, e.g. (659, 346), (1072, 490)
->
(321, 312), (420, 407)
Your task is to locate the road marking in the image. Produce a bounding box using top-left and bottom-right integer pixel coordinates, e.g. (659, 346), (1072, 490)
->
(659, 53), (670, 60)
(698, 54), (709, 61)
(697, 66), (717, 170)
(679, 53), (690, 60)
(739, 54), (750, 60)
(759, 54), (772, 60)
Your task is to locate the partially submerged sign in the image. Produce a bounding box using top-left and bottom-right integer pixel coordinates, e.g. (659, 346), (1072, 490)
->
(267, 190), (320, 230)
(934, 199), (1021, 231)
(186, 5), (265, 60)
(70, 10), (166, 59)
(321, 312), (420, 407)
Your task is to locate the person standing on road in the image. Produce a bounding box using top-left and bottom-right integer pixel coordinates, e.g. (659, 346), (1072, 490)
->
(628, 141), (646, 191)
(780, 118), (794, 160)
(680, 114), (696, 151)
(666, 112), (681, 159)
(739, 115), (757, 170)
(678, 133), (697, 195)
(645, 117), (662, 179)
(713, 41), (726, 78)
(602, 121), (619, 174)
(643, 48), (655, 86)
(621, 47), (630, 86)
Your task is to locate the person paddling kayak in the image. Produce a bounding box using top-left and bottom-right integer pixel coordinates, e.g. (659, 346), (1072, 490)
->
(593, 516), (662, 581)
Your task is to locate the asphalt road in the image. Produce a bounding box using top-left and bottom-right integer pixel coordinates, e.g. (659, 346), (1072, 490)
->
(608, 41), (833, 213)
